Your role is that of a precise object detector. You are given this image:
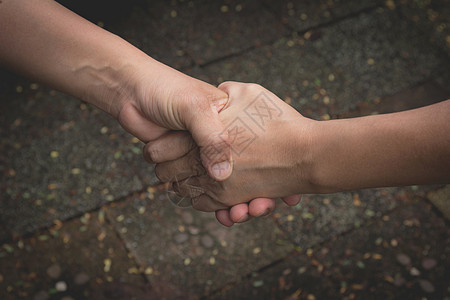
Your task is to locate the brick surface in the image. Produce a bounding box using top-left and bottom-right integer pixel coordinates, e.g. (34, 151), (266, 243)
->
(137, 0), (289, 66)
(212, 200), (450, 300)
(0, 210), (151, 300)
(106, 187), (294, 298)
(0, 88), (157, 241)
(314, 201), (450, 299)
(274, 189), (403, 248)
(0, 1), (449, 299)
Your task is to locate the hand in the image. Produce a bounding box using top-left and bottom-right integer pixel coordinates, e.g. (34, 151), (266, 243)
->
(116, 62), (233, 181)
(145, 128), (302, 226)
(153, 82), (312, 215)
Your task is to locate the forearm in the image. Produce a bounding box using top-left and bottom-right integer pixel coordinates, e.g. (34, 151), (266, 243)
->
(0, 0), (169, 117)
(305, 100), (450, 193)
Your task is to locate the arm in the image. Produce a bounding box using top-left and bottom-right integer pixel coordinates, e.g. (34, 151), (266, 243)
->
(0, 0), (231, 180)
(153, 82), (450, 215)
(0, 0), (140, 116)
(309, 99), (450, 192)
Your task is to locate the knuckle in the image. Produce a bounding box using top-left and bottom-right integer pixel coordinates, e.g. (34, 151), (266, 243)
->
(217, 81), (232, 90)
(147, 145), (162, 163)
(246, 83), (263, 92)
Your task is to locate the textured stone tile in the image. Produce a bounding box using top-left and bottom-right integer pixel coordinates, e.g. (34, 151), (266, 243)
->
(314, 201), (450, 299)
(210, 251), (337, 300)
(139, 0), (288, 65)
(427, 185), (450, 221)
(0, 210), (151, 300)
(330, 0), (384, 17)
(311, 7), (450, 102)
(0, 88), (157, 240)
(396, 0), (450, 89)
(264, 0), (383, 32)
(211, 198), (449, 299)
(397, 0), (450, 56)
(105, 187), (294, 298)
(107, 4), (193, 70)
(336, 79), (450, 120)
(274, 189), (404, 249)
(58, 0), (193, 69)
(191, 35), (356, 120)
(264, 0), (336, 32)
(191, 5), (450, 119)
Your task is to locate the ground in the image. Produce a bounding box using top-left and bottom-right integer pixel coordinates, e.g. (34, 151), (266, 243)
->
(0, 0), (449, 299)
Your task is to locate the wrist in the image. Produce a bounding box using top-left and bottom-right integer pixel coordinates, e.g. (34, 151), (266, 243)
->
(288, 116), (322, 194)
(74, 35), (151, 119)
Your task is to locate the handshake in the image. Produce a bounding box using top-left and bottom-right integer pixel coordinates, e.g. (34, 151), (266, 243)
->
(136, 81), (307, 227)
(2, 0), (448, 228)
(118, 70), (449, 227)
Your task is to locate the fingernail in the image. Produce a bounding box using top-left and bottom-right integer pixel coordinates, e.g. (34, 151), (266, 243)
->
(211, 160), (231, 181)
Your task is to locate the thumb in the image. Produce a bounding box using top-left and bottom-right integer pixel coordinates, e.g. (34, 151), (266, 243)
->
(185, 96), (233, 181)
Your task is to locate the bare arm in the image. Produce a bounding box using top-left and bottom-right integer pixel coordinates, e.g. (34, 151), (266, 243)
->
(0, 0), (233, 180)
(153, 83), (450, 213)
(0, 0), (140, 116)
(308, 99), (450, 192)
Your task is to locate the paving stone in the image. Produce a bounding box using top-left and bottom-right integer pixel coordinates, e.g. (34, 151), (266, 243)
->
(335, 79), (450, 122)
(191, 6), (450, 120)
(314, 201), (450, 299)
(55, 1), (191, 68)
(0, 210), (151, 300)
(0, 2), (448, 300)
(427, 185), (450, 221)
(330, 0), (384, 18)
(107, 4), (193, 70)
(210, 251), (337, 300)
(56, 0), (138, 26)
(397, 0), (450, 56)
(105, 186), (294, 298)
(0, 88), (157, 241)
(274, 189), (405, 249)
(311, 7), (450, 103)
(211, 199), (449, 300)
(142, 0), (288, 65)
(264, 0), (383, 33)
(191, 35), (356, 120)
(396, 0), (450, 90)
(263, 0), (336, 32)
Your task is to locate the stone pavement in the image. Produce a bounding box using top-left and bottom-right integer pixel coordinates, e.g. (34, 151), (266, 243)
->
(0, 0), (449, 299)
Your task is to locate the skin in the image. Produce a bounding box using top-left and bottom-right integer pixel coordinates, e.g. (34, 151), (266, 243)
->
(0, 0), (232, 179)
(153, 82), (450, 225)
(0, 0), (298, 224)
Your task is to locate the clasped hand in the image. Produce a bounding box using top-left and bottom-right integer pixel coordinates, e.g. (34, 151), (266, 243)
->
(147, 82), (307, 226)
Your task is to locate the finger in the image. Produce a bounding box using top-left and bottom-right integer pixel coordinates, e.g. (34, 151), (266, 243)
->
(143, 131), (195, 163)
(118, 103), (169, 142)
(183, 95), (233, 182)
(154, 148), (205, 182)
(248, 198), (276, 217)
(191, 194), (228, 212)
(282, 194), (302, 206)
(229, 203), (251, 223)
(215, 209), (234, 227)
(172, 178), (205, 199)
